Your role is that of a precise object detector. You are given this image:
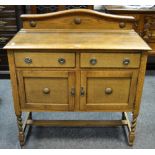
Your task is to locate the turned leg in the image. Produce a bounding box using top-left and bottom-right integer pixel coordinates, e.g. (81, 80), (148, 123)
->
(17, 115), (25, 146)
(129, 114), (138, 146)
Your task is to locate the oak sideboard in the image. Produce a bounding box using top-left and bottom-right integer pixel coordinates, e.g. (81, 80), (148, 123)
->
(4, 9), (151, 146)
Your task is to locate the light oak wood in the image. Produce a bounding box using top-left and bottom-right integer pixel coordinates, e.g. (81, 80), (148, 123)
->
(17, 70), (75, 111)
(4, 9), (150, 146)
(4, 29), (151, 51)
(134, 52), (148, 115)
(21, 9), (135, 30)
(26, 119), (129, 127)
(80, 70), (138, 111)
(14, 52), (75, 67)
(80, 53), (141, 68)
(7, 51), (21, 115)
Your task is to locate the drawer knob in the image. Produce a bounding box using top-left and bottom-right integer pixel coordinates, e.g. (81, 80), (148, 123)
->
(30, 21), (37, 27)
(105, 88), (113, 95)
(43, 88), (50, 94)
(90, 58), (97, 65)
(123, 58), (130, 65)
(74, 18), (81, 24)
(24, 57), (32, 64)
(58, 58), (66, 64)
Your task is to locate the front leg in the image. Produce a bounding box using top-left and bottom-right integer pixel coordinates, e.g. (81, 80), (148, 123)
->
(17, 114), (25, 146)
(128, 113), (138, 146)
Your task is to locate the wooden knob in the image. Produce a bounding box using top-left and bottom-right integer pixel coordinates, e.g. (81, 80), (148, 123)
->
(43, 88), (50, 94)
(74, 18), (81, 24)
(105, 88), (113, 95)
(119, 22), (126, 28)
(30, 21), (37, 27)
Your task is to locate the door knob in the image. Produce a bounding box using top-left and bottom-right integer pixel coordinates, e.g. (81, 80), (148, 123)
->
(43, 88), (50, 94)
(105, 88), (113, 95)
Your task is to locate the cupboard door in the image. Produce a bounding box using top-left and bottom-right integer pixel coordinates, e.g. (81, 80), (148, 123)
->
(17, 71), (75, 111)
(80, 70), (138, 111)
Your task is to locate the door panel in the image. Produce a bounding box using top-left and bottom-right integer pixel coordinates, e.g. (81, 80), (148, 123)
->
(25, 77), (68, 104)
(80, 70), (138, 111)
(17, 70), (75, 111)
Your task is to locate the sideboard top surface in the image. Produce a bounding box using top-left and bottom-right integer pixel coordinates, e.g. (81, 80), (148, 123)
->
(4, 29), (151, 51)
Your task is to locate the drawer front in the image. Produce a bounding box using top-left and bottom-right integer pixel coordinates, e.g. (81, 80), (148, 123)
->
(15, 52), (75, 68)
(17, 71), (75, 111)
(80, 53), (141, 68)
(80, 70), (138, 111)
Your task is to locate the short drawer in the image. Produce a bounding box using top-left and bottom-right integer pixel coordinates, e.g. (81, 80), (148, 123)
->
(14, 52), (75, 67)
(80, 53), (141, 68)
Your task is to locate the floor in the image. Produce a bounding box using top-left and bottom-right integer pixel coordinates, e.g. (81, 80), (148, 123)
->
(0, 71), (155, 149)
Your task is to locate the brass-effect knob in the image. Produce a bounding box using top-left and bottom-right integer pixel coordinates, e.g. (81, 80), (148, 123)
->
(24, 57), (32, 64)
(43, 88), (50, 94)
(74, 17), (81, 24)
(123, 58), (130, 65)
(119, 22), (126, 28)
(30, 21), (37, 27)
(105, 88), (113, 95)
(90, 58), (97, 65)
(58, 58), (66, 64)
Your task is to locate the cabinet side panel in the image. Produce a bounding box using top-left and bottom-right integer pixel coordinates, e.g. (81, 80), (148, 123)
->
(7, 50), (21, 115)
(134, 51), (148, 115)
